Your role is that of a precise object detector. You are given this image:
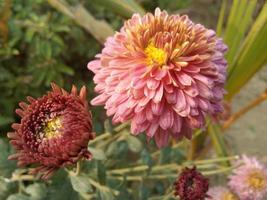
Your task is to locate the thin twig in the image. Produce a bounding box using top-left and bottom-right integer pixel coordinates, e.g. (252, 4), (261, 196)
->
(223, 92), (267, 130)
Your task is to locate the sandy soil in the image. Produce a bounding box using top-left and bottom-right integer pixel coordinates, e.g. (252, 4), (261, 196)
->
(226, 67), (267, 156)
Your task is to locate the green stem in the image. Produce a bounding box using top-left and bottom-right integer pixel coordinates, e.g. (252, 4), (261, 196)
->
(90, 132), (111, 145)
(108, 156), (238, 175)
(88, 177), (120, 195)
(208, 118), (230, 166)
(74, 161), (81, 176)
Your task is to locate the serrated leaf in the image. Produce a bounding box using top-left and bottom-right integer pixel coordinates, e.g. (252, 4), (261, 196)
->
(70, 175), (93, 194)
(88, 147), (107, 160)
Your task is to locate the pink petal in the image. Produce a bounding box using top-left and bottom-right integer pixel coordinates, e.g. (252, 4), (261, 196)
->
(87, 60), (101, 73)
(133, 111), (146, 124)
(153, 83), (163, 103)
(166, 92), (176, 104)
(151, 100), (164, 115)
(144, 87), (156, 99)
(176, 72), (193, 86)
(91, 94), (108, 105)
(147, 78), (160, 90)
(171, 115), (182, 133)
(173, 90), (186, 111)
(155, 130), (169, 148)
(159, 108), (174, 130)
(147, 123), (159, 137)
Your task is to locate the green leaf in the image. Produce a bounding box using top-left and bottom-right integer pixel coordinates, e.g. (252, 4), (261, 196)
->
(25, 28), (36, 42)
(98, 190), (115, 200)
(140, 149), (154, 167)
(0, 139), (16, 177)
(139, 182), (149, 200)
(159, 146), (172, 164)
(106, 141), (118, 157)
(88, 147), (107, 160)
(46, 170), (79, 200)
(97, 161), (106, 184)
(226, 1), (267, 99)
(69, 175), (93, 194)
(0, 180), (16, 200)
(0, 115), (13, 126)
(126, 135), (143, 153)
(225, 0), (257, 68)
(57, 64), (74, 76)
(208, 119), (229, 166)
(216, 0), (227, 36)
(7, 194), (31, 200)
(92, 0), (145, 18)
(25, 183), (47, 200)
(47, 0), (114, 44)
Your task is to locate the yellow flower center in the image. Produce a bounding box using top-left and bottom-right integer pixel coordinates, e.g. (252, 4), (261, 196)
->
(145, 43), (167, 66)
(222, 192), (238, 200)
(43, 117), (62, 139)
(247, 171), (266, 190)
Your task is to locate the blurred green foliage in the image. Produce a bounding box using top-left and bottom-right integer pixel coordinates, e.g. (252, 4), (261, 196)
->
(0, 0), (103, 133)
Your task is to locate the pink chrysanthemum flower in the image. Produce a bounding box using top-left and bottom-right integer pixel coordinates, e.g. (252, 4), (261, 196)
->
(228, 155), (267, 200)
(88, 8), (227, 148)
(208, 186), (239, 200)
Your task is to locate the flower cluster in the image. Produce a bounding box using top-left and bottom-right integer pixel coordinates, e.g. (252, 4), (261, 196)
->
(8, 84), (95, 179)
(88, 8), (227, 148)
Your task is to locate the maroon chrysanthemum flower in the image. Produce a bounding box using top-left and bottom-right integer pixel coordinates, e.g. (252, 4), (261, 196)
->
(7, 83), (95, 179)
(174, 166), (209, 200)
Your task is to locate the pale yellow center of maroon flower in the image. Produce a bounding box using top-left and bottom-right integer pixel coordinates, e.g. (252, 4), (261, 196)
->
(222, 192), (238, 200)
(145, 43), (167, 66)
(44, 117), (62, 139)
(247, 170), (265, 190)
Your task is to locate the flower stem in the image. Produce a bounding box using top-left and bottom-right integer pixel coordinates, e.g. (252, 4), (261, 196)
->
(88, 177), (119, 195)
(89, 132), (111, 145)
(74, 161), (81, 176)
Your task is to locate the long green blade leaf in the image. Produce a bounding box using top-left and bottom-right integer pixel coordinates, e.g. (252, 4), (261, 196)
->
(216, 0), (227, 36)
(226, 2), (267, 99)
(47, 0), (114, 44)
(226, 0), (257, 68)
(92, 0), (145, 18)
(208, 119), (230, 166)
